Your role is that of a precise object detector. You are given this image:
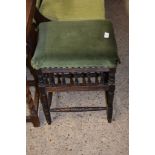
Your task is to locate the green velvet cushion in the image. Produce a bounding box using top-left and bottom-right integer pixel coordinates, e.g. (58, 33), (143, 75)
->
(31, 20), (119, 69)
(38, 0), (105, 21)
(36, 0), (41, 8)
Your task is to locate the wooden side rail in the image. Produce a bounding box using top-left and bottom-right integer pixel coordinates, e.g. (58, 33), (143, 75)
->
(50, 107), (107, 112)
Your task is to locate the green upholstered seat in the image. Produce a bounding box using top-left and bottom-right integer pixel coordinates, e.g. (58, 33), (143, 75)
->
(37, 0), (105, 21)
(36, 0), (41, 8)
(31, 20), (119, 69)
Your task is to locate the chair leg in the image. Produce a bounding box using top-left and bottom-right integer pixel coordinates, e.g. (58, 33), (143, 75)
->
(106, 87), (115, 123)
(106, 71), (115, 123)
(31, 114), (40, 127)
(39, 87), (51, 124)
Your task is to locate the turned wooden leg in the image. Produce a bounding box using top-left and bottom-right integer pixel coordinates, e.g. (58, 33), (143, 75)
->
(39, 87), (51, 124)
(106, 87), (115, 123)
(106, 71), (115, 123)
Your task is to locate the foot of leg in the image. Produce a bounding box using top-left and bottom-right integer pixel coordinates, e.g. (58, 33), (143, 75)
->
(39, 87), (51, 125)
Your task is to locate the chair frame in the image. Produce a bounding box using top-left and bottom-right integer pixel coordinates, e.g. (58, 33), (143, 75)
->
(27, 3), (117, 125)
(26, 0), (40, 127)
(26, 26), (40, 127)
(26, 80), (40, 127)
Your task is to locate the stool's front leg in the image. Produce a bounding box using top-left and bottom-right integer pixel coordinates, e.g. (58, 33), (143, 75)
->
(106, 71), (115, 123)
(39, 87), (52, 124)
(106, 87), (115, 123)
(37, 71), (51, 124)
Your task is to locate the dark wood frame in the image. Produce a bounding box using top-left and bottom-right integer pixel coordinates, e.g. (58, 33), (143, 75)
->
(27, 1), (118, 125)
(26, 0), (40, 127)
(37, 68), (116, 124)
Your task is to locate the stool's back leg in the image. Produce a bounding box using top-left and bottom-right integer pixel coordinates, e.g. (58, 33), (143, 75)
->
(48, 92), (53, 108)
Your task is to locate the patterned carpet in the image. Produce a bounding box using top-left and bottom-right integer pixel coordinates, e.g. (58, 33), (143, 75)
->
(27, 0), (129, 154)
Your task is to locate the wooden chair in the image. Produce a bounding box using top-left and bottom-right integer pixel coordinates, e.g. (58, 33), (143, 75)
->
(29, 0), (120, 125)
(26, 0), (40, 127)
